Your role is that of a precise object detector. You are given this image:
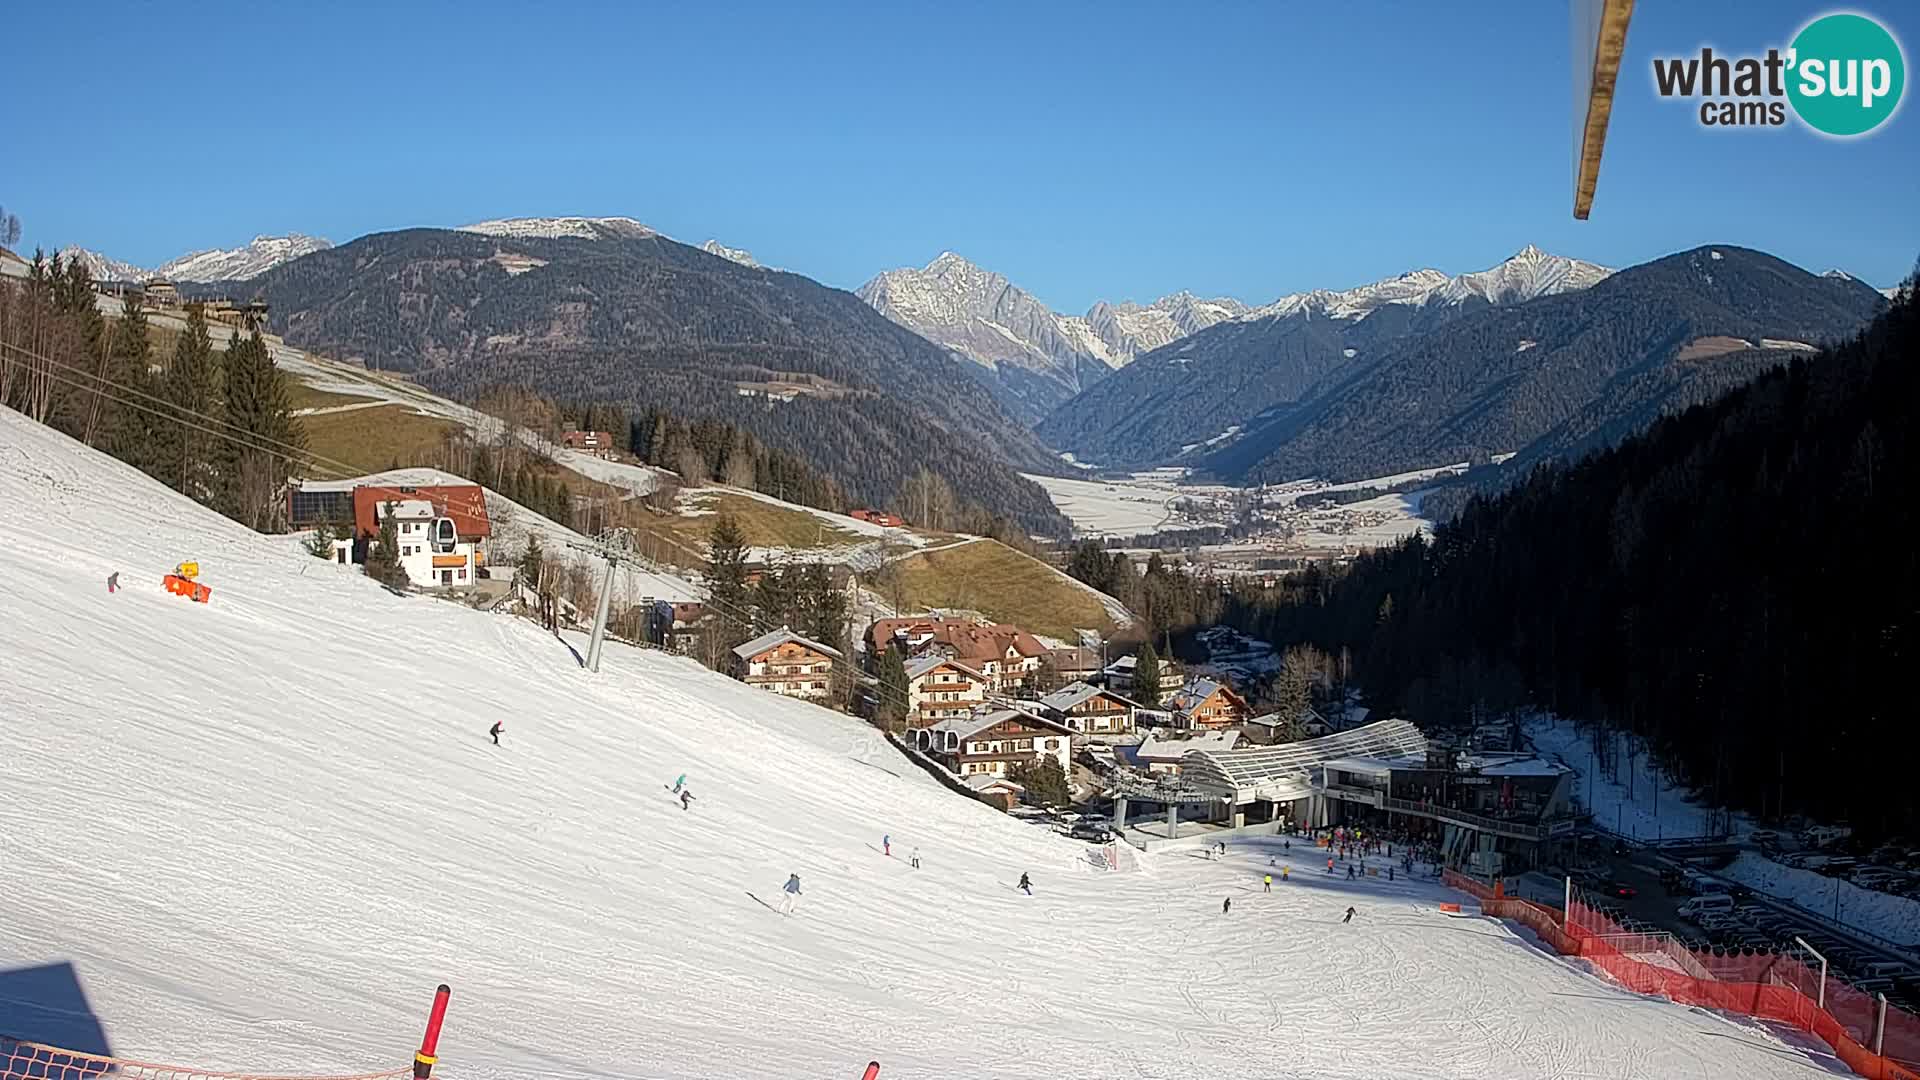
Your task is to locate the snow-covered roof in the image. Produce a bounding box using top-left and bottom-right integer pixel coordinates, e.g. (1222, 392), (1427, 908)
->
(905, 654), (987, 682)
(1134, 730), (1241, 763)
(925, 707), (1068, 744)
(732, 627), (845, 662)
(1181, 719), (1429, 800)
(963, 774), (1023, 793)
(1037, 681), (1142, 713)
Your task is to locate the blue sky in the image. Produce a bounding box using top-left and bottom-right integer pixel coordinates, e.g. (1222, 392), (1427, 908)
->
(4, 1), (1914, 310)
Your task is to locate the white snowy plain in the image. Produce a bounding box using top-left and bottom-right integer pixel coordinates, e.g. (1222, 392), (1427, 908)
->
(0, 410), (1842, 1080)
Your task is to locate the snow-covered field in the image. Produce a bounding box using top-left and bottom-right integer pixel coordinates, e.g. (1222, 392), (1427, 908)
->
(1722, 854), (1920, 949)
(1526, 715), (1721, 841)
(1020, 472), (1189, 536)
(0, 409), (1843, 1080)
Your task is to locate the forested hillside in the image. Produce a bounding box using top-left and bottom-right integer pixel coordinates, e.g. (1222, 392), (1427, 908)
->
(1204, 247), (1886, 484)
(229, 228), (1071, 535)
(1223, 275), (1916, 834)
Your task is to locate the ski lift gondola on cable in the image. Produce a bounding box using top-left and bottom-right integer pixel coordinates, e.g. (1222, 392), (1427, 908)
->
(431, 516), (457, 552)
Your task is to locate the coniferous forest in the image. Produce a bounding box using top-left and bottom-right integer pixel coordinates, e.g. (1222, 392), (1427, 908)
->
(1223, 276), (1918, 836)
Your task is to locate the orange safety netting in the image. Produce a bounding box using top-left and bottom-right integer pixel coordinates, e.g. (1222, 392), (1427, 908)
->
(0, 1038), (413, 1080)
(1443, 871), (1920, 1080)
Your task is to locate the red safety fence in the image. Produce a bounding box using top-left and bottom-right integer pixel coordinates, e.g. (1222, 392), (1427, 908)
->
(2, 986), (451, 1080)
(1442, 874), (1920, 1080)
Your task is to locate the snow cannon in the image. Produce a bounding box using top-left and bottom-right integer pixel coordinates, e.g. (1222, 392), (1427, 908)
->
(164, 562), (212, 603)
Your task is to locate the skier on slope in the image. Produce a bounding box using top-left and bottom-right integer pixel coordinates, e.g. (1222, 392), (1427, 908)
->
(1343, 906), (1357, 924)
(671, 774), (687, 794)
(680, 789), (695, 811)
(106, 572), (119, 594)
(780, 873), (802, 915)
(1018, 872), (1032, 895)
(1264, 873), (1272, 893)
(883, 834), (891, 857)
(489, 721), (504, 746)
(910, 846), (921, 869)
(1222, 897), (1232, 915)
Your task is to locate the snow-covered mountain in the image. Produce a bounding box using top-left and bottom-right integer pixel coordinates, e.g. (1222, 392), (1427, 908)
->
(700, 239), (760, 268)
(55, 234), (332, 284)
(157, 234), (332, 282)
(856, 252), (1244, 424)
(457, 216), (657, 241)
(56, 245), (148, 282)
(1241, 245), (1611, 323)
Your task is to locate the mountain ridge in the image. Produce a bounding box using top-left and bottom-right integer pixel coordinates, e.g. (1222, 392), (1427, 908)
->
(225, 226), (1072, 534)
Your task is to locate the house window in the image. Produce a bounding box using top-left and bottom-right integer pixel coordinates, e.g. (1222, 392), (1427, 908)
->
(458, 569), (467, 581)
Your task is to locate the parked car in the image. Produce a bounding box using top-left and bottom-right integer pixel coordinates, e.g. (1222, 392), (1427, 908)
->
(1607, 881), (1639, 900)
(1068, 821), (1112, 842)
(1750, 829), (1782, 846)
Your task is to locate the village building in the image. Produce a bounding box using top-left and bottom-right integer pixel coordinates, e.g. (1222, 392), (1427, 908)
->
(730, 627), (844, 701)
(849, 508), (905, 527)
(1048, 645), (1105, 685)
(1035, 681), (1143, 740)
(1097, 652), (1185, 699)
(961, 773), (1025, 812)
(350, 483), (492, 589)
(913, 707), (1074, 782)
(1242, 705), (1333, 745)
(561, 430), (617, 458)
(1129, 729), (1242, 775)
(904, 655), (990, 727)
(865, 616), (1048, 693)
(0, 246), (30, 282)
(143, 277), (180, 307)
(1164, 677), (1252, 731)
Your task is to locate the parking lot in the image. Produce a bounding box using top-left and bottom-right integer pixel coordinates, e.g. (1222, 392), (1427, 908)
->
(1555, 839), (1920, 1015)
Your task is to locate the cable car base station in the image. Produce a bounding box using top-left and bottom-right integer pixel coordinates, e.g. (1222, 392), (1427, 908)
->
(1110, 719), (1578, 874)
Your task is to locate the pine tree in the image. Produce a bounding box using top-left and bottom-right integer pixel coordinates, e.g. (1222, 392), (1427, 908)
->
(1010, 756), (1071, 807)
(304, 522), (337, 559)
(219, 328), (305, 531)
(706, 512), (752, 658)
(108, 293), (155, 471)
(1132, 640), (1164, 706)
(364, 502), (409, 588)
(156, 304), (220, 501)
(876, 643), (910, 729)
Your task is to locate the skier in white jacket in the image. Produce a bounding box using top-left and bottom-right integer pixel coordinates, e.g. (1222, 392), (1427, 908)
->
(779, 873), (802, 915)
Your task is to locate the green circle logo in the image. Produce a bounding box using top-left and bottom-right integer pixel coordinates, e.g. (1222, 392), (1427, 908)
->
(1787, 13), (1906, 136)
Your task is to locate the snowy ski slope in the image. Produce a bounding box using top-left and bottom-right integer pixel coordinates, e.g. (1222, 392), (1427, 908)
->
(0, 410), (1842, 1080)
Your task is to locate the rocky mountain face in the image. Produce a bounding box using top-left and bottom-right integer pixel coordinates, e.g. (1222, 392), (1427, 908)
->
(857, 253), (1244, 425)
(227, 226), (1071, 534)
(699, 239), (760, 268)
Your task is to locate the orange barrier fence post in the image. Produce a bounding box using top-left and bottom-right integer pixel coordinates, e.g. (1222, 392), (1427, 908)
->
(414, 984), (451, 1080)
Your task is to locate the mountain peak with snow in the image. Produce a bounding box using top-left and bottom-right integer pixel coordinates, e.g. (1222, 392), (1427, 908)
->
(55, 245), (148, 283)
(457, 216), (658, 241)
(700, 239), (760, 268)
(1244, 247), (1611, 323)
(53, 234), (332, 284)
(158, 233), (332, 282)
